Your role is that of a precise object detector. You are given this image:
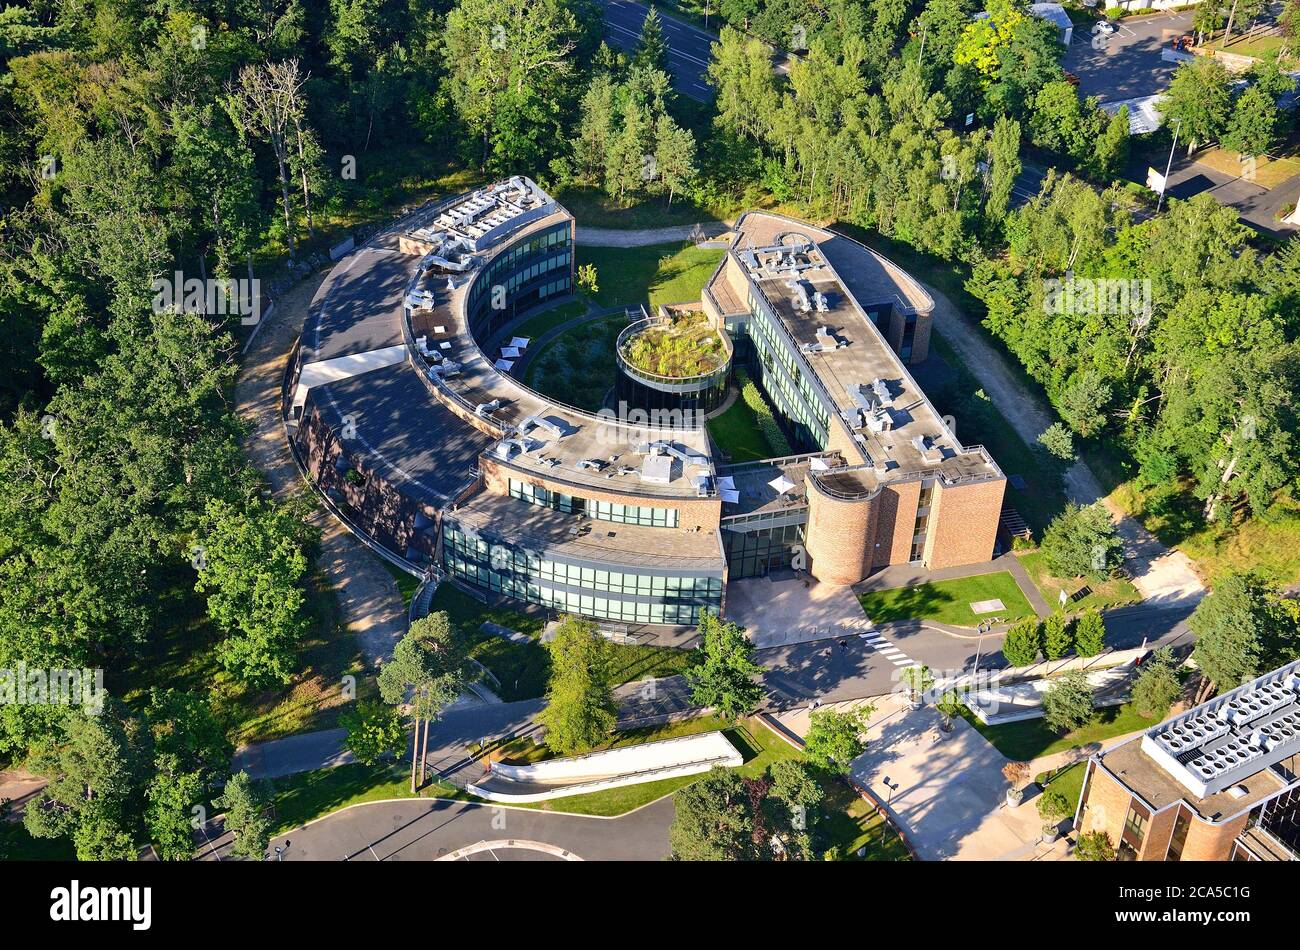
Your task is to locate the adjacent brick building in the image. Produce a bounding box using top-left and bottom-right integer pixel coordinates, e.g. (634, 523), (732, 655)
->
(1076, 658), (1300, 861)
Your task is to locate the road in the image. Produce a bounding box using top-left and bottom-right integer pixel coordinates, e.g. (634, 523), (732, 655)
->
(600, 0), (715, 100)
(757, 602), (1195, 707)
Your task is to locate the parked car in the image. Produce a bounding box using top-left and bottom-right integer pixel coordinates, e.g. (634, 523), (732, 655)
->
(1093, 19), (1116, 35)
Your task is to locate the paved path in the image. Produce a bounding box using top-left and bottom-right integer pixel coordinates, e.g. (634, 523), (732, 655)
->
(920, 278), (1204, 607)
(575, 222), (731, 246)
(234, 268), (408, 672)
(233, 675), (699, 782)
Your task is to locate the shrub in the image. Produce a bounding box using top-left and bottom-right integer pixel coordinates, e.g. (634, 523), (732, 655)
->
(1037, 422), (1075, 461)
(1131, 647), (1182, 718)
(737, 368), (791, 455)
(1073, 609), (1106, 657)
(1041, 613), (1072, 660)
(1037, 787), (1073, 823)
(1042, 670), (1095, 734)
(1041, 502), (1123, 582)
(1075, 830), (1116, 861)
(1002, 618), (1041, 667)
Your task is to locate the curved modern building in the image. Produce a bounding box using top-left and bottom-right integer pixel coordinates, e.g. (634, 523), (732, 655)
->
(285, 180), (1005, 634)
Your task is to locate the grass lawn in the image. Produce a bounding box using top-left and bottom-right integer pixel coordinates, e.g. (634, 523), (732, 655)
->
(380, 557), (420, 607)
(117, 565), (372, 748)
(509, 299), (591, 342)
(1035, 761), (1087, 814)
(521, 316), (624, 411)
(576, 242), (725, 310)
(857, 571), (1036, 627)
(962, 698), (1170, 762)
(268, 763), (464, 836)
(707, 387), (777, 462)
(1016, 550), (1141, 613)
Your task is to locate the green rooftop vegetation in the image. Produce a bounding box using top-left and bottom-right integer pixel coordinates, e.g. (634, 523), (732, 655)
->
(621, 312), (727, 378)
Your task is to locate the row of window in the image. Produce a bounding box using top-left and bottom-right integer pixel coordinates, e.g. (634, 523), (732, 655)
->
(747, 293), (832, 451)
(507, 480), (679, 528)
(444, 553), (713, 625)
(468, 225), (571, 307)
(443, 526), (720, 596)
(724, 521), (805, 579)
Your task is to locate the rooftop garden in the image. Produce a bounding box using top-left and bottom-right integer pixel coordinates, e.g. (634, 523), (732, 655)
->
(620, 312), (728, 378)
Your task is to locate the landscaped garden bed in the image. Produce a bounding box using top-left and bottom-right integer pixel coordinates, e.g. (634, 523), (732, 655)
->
(620, 312), (727, 378)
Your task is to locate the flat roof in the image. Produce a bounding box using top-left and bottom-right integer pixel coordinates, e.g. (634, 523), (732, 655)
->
(311, 362), (489, 507)
(302, 245), (410, 362)
(718, 452), (846, 517)
(1097, 658), (1300, 822)
(447, 491), (725, 572)
(714, 212), (1001, 491)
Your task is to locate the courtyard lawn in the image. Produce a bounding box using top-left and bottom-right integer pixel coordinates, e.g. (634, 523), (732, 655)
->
(1016, 550), (1141, 613)
(707, 389), (777, 462)
(962, 698), (1171, 762)
(857, 572), (1036, 627)
(521, 316), (624, 411)
(1035, 761), (1087, 813)
(508, 299), (590, 342)
(575, 242), (725, 310)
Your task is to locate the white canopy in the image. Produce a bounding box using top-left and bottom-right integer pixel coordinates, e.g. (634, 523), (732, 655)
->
(720, 489), (741, 504)
(494, 359), (514, 371)
(717, 476), (736, 490)
(509, 336), (530, 349)
(500, 346), (522, 358)
(810, 457), (831, 471)
(768, 475), (797, 495)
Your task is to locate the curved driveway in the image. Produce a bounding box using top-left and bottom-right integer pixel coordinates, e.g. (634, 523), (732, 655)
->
(275, 796), (674, 861)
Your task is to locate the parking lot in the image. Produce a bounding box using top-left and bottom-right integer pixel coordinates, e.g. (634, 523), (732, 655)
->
(1062, 10), (1193, 101)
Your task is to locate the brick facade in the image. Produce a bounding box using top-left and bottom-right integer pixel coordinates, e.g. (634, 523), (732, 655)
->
(923, 477), (1006, 571)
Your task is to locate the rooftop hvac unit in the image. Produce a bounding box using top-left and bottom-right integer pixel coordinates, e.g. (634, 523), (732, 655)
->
(813, 292), (829, 312)
(866, 409), (892, 433)
(786, 280), (812, 312)
(872, 379), (891, 403)
(475, 399), (501, 418)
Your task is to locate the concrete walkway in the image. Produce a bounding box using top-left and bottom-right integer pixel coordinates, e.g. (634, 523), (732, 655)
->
(919, 278), (1205, 608)
(575, 222), (731, 247)
(778, 697), (1072, 860)
(234, 268), (408, 670)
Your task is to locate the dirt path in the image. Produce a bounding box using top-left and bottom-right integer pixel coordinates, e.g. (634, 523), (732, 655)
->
(921, 279), (1204, 605)
(234, 273), (407, 670)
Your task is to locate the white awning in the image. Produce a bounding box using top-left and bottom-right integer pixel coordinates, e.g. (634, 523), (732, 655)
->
(768, 475), (796, 494)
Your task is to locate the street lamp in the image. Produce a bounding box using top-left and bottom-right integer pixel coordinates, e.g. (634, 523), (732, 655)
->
(971, 621), (989, 684)
(881, 776), (902, 843)
(1156, 117), (1182, 215)
(273, 840), (290, 862)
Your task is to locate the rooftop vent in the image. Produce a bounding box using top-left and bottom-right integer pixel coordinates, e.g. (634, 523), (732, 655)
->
(475, 399), (501, 418)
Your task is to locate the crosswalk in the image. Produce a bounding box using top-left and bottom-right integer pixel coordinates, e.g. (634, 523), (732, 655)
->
(858, 630), (919, 669)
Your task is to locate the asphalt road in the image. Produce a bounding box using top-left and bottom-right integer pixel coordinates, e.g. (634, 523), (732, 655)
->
(275, 796), (675, 861)
(600, 0), (715, 100)
(758, 602), (1196, 707)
